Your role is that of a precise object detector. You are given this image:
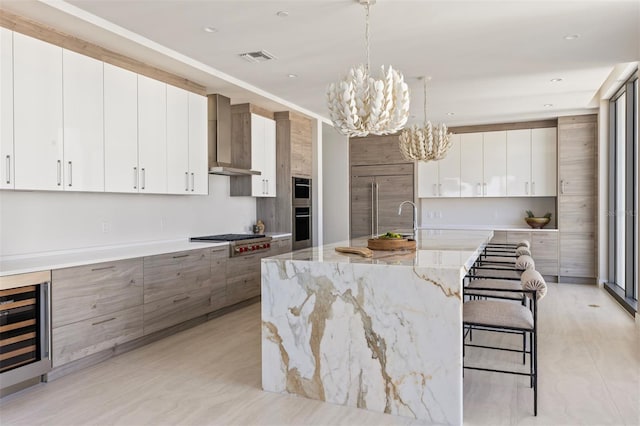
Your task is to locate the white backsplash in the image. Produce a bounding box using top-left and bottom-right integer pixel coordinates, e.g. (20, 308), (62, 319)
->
(419, 197), (557, 229)
(0, 175), (256, 256)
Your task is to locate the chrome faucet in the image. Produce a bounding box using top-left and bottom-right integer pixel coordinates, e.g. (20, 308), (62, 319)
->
(398, 200), (418, 236)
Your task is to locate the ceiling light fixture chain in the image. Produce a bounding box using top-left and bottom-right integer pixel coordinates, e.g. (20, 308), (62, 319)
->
(326, 0), (410, 138)
(399, 77), (453, 162)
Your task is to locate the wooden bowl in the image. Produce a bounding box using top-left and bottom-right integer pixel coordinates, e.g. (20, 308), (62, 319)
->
(525, 217), (550, 229)
(367, 237), (417, 251)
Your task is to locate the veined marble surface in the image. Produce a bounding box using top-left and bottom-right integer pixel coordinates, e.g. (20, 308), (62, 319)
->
(261, 229), (492, 425)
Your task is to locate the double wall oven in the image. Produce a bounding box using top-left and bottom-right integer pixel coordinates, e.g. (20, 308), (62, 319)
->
(292, 177), (312, 250)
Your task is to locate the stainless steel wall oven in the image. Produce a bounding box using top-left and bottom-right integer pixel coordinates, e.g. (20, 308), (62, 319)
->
(292, 177), (312, 250)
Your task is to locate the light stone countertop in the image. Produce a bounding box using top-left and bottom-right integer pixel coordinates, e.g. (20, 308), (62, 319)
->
(419, 224), (558, 232)
(0, 233), (292, 277)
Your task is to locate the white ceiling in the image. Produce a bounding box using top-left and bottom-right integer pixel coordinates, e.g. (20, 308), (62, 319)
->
(2, 0), (639, 126)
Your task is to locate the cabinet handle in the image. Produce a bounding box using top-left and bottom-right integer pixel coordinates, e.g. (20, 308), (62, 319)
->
(185, 172), (189, 191)
(560, 180), (565, 194)
(439, 183), (442, 196)
(432, 183), (437, 196)
(532, 182), (535, 195)
(67, 161), (73, 187)
(190, 173), (195, 192)
(173, 296), (190, 304)
(525, 181), (529, 195)
(266, 179), (269, 195)
(57, 160), (62, 186)
(91, 265), (115, 272)
(172, 254), (189, 259)
(5, 155), (10, 184)
(92, 317), (116, 326)
(141, 168), (146, 190)
(133, 167), (138, 189)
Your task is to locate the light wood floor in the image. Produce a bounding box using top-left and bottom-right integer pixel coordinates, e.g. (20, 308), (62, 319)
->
(0, 283), (638, 426)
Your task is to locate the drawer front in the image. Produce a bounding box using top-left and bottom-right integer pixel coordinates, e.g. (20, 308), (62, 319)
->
(535, 259), (559, 276)
(490, 231), (507, 244)
(52, 305), (143, 367)
(52, 259), (143, 328)
(559, 233), (596, 278)
(226, 253), (260, 277)
(226, 272), (260, 306)
(211, 281), (228, 311)
(210, 247), (228, 283)
(272, 238), (292, 255)
(143, 287), (211, 335)
(506, 231), (532, 245)
(531, 232), (558, 260)
(144, 249), (211, 304)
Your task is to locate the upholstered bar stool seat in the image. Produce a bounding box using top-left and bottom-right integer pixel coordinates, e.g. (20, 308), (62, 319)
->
(464, 299), (534, 330)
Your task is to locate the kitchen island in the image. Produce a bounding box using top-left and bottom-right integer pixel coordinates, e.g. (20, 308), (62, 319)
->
(261, 229), (492, 425)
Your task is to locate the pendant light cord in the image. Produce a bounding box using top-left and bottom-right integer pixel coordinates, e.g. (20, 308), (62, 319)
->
(365, 3), (370, 73)
(423, 78), (428, 124)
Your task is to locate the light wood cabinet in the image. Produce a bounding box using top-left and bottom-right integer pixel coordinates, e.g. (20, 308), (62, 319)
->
(504, 230), (558, 276)
(210, 247), (228, 310)
(558, 115), (597, 280)
(13, 32), (63, 191)
(62, 49), (105, 192)
(417, 134), (461, 198)
(52, 259), (143, 328)
(271, 237), (292, 255)
(104, 64), (139, 193)
(137, 75), (167, 194)
(351, 164), (414, 238)
(51, 258), (144, 367)
(0, 28), (14, 189)
(142, 287), (211, 335)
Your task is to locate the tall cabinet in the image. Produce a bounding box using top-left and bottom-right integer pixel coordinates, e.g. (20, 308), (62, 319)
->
(558, 114), (597, 280)
(350, 135), (414, 238)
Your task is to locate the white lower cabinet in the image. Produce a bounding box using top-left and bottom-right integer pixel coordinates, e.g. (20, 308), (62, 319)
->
(13, 32), (64, 191)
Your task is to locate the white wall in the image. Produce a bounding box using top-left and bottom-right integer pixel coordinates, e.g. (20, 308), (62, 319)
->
(419, 197), (557, 229)
(0, 175), (256, 256)
(321, 123), (350, 244)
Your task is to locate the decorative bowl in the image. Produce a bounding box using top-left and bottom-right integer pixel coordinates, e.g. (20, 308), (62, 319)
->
(525, 217), (550, 229)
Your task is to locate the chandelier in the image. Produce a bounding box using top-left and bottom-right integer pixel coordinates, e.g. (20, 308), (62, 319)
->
(326, 0), (410, 137)
(399, 77), (452, 161)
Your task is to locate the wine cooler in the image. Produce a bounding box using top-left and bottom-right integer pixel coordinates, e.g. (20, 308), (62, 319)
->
(0, 271), (51, 395)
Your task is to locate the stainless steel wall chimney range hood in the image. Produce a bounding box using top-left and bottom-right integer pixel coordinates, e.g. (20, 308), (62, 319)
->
(208, 94), (260, 176)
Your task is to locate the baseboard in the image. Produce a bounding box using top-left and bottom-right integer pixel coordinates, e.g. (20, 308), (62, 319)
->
(46, 297), (261, 382)
(558, 276), (598, 285)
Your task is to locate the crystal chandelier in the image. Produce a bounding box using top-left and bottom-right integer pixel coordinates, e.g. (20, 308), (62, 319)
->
(326, 0), (410, 137)
(399, 77), (452, 161)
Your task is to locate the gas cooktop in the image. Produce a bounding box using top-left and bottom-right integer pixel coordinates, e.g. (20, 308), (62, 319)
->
(190, 234), (265, 242)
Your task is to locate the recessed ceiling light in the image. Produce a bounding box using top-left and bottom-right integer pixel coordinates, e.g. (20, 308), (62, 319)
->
(276, 11), (289, 17)
(447, 112), (455, 116)
(550, 78), (563, 82)
(544, 104), (554, 108)
(203, 26), (218, 33)
(564, 34), (579, 40)
(287, 74), (298, 78)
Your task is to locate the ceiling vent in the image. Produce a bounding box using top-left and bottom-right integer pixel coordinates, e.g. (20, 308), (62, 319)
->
(239, 50), (277, 63)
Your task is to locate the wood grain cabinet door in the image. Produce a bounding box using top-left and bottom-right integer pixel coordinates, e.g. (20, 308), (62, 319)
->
(142, 287), (211, 335)
(210, 247), (228, 310)
(351, 173), (375, 238)
(558, 118), (597, 196)
(143, 249), (211, 304)
(375, 174), (415, 233)
(52, 259), (143, 328)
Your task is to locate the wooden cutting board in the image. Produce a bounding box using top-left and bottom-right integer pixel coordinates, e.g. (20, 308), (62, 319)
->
(367, 238), (417, 251)
(335, 247), (373, 258)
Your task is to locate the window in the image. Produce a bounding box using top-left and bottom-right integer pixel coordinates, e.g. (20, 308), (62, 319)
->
(607, 70), (639, 312)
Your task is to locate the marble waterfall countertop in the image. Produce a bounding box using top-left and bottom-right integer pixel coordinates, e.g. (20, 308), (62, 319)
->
(261, 229), (493, 425)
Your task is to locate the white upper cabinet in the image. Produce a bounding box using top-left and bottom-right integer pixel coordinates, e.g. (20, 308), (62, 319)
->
(250, 114), (277, 197)
(62, 49), (104, 192)
(104, 64), (138, 193)
(166, 85), (189, 194)
(460, 132), (483, 197)
(417, 133), (461, 198)
(188, 93), (208, 195)
(531, 127), (557, 196)
(13, 32), (63, 191)
(0, 28), (13, 189)
(506, 129), (531, 196)
(138, 75), (167, 194)
(482, 131), (507, 196)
